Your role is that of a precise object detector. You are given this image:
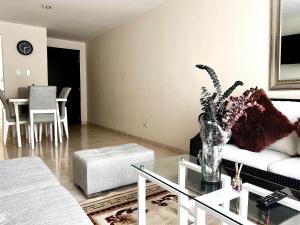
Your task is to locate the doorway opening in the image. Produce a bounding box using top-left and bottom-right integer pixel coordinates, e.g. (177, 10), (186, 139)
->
(47, 47), (81, 124)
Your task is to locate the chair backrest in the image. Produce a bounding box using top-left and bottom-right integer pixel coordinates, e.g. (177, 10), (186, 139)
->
(0, 89), (11, 120)
(29, 86), (57, 111)
(58, 87), (71, 118)
(18, 87), (29, 98)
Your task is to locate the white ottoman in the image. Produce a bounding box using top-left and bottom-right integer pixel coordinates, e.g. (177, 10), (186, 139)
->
(73, 143), (154, 198)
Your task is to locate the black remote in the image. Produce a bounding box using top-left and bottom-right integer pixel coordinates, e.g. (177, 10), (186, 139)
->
(256, 190), (288, 207)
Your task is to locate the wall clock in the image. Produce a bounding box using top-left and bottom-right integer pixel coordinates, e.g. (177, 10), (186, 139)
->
(17, 40), (33, 55)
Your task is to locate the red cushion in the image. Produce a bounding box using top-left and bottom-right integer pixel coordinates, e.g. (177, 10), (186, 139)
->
(230, 89), (295, 152)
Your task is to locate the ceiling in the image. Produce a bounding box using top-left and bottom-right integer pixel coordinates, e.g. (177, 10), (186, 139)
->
(0, 0), (167, 41)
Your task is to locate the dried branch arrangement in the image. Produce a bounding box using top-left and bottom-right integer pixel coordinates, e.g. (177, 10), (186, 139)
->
(196, 64), (264, 131)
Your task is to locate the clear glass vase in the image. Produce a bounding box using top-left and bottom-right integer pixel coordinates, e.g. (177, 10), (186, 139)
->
(199, 115), (231, 183)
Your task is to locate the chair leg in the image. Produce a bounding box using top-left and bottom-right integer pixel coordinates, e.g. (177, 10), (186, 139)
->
(60, 122), (64, 137)
(25, 124), (28, 139)
(58, 124), (62, 143)
(50, 124), (53, 142)
(39, 123), (43, 142)
(30, 114), (34, 149)
(45, 123), (48, 137)
(34, 124), (38, 143)
(27, 124), (31, 143)
(63, 118), (69, 139)
(3, 121), (9, 146)
(11, 125), (16, 137)
(54, 113), (58, 147)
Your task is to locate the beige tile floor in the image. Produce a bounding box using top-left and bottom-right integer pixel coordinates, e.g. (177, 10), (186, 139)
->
(0, 124), (184, 202)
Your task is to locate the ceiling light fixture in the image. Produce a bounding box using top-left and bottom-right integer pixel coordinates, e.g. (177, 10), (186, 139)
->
(41, 4), (52, 9)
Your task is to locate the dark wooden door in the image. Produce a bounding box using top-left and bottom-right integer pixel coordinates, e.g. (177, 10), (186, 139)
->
(47, 47), (81, 124)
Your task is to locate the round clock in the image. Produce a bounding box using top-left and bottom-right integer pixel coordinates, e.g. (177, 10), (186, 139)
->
(17, 40), (33, 55)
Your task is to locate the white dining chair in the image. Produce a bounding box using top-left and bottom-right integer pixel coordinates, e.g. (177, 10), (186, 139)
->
(29, 86), (58, 149)
(0, 90), (28, 146)
(58, 87), (71, 139)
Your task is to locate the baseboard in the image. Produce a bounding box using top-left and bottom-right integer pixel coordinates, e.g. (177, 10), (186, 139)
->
(87, 122), (185, 154)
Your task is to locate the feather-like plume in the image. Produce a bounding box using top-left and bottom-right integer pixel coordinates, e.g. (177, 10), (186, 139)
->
(196, 64), (222, 97)
(197, 64), (253, 130)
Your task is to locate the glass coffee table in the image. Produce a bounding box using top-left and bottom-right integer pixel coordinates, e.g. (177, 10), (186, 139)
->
(132, 155), (300, 225)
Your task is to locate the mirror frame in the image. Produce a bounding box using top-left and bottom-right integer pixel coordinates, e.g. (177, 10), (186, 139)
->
(269, 0), (300, 90)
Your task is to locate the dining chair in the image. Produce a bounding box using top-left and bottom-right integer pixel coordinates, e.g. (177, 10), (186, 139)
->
(29, 86), (58, 149)
(18, 86), (31, 140)
(18, 87), (29, 98)
(0, 90), (28, 146)
(58, 87), (71, 139)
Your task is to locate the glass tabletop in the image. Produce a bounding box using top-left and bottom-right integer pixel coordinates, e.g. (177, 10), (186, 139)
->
(132, 154), (300, 225)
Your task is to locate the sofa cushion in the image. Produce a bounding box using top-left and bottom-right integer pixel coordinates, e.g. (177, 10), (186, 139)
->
(0, 156), (59, 198)
(272, 100), (300, 123)
(230, 89), (295, 152)
(268, 132), (298, 156)
(0, 214), (11, 225)
(269, 101), (300, 155)
(222, 144), (290, 171)
(268, 158), (300, 180)
(0, 186), (92, 225)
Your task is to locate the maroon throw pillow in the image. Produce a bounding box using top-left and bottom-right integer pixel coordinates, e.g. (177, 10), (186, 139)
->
(230, 89), (295, 152)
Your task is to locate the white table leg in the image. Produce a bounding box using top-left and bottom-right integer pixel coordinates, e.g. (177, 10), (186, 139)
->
(13, 103), (22, 148)
(239, 189), (249, 219)
(195, 206), (206, 225)
(178, 158), (188, 225)
(178, 194), (188, 225)
(178, 159), (186, 187)
(138, 173), (146, 225)
(56, 103), (62, 143)
(221, 176), (231, 225)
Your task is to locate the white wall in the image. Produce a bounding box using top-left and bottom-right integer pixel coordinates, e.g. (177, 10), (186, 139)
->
(0, 21), (47, 97)
(87, 0), (300, 151)
(47, 38), (87, 123)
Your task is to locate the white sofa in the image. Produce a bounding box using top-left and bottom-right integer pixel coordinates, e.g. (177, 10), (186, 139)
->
(222, 100), (300, 180)
(0, 156), (93, 225)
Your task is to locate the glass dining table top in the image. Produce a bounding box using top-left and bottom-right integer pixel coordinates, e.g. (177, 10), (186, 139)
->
(132, 154), (300, 225)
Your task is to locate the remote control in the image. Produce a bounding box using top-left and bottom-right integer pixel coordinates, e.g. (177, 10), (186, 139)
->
(256, 190), (288, 207)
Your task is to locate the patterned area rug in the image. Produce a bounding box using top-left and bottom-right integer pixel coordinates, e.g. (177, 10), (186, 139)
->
(80, 184), (178, 225)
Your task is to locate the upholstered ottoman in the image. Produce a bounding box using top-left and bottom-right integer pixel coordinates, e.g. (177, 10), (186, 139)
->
(73, 143), (154, 198)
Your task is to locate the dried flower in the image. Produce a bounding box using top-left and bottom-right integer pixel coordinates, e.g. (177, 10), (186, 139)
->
(197, 64), (243, 127)
(197, 64), (264, 131)
(222, 87), (265, 130)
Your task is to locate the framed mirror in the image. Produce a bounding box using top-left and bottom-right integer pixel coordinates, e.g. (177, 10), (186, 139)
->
(270, 0), (300, 89)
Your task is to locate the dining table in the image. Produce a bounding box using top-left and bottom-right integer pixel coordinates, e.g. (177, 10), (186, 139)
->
(9, 98), (67, 148)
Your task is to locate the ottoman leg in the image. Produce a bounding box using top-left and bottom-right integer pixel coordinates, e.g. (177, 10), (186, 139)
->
(85, 191), (102, 199)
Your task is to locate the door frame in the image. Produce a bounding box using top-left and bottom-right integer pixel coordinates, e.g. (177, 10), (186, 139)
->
(0, 35), (4, 91)
(0, 35), (4, 113)
(47, 38), (87, 124)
